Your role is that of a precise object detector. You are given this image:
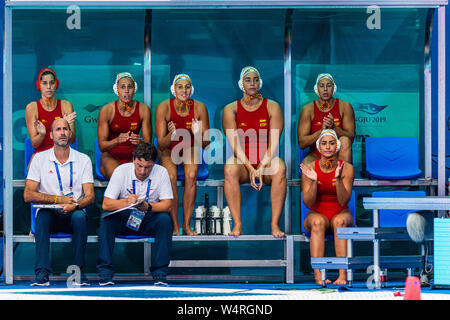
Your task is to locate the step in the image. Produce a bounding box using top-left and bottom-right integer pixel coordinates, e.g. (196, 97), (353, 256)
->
(311, 255), (424, 270)
(337, 227), (412, 240)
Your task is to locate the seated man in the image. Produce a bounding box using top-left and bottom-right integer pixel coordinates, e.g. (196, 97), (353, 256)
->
(297, 73), (355, 165)
(222, 66), (286, 238)
(97, 142), (173, 286)
(24, 118), (95, 286)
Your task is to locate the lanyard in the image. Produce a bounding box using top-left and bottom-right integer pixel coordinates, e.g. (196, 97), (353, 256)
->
(54, 161), (73, 196)
(132, 179), (151, 200)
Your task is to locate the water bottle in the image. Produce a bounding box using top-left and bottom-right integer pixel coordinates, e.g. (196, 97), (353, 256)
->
(194, 206), (206, 235)
(210, 206), (222, 235)
(204, 194), (211, 235)
(222, 206), (232, 235)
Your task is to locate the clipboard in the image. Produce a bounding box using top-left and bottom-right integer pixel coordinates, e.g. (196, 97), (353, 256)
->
(102, 199), (147, 218)
(32, 204), (64, 211)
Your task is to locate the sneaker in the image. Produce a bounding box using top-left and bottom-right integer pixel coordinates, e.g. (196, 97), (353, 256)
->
(99, 275), (114, 286)
(153, 277), (168, 286)
(30, 274), (50, 287)
(73, 274), (90, 286)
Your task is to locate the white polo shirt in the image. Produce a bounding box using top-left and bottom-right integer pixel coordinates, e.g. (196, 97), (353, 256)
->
(26, 147), (94, 201)
(104, 162), (173, 203)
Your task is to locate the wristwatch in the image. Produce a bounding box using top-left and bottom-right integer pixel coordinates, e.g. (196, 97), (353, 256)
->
(75, 203), (80, 211)
(146, 202), (152, 213)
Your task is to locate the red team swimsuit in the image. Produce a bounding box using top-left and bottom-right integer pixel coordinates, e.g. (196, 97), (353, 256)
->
(310, 159), (348, 222)
(35, 99), (63, 153)
(169, 98), (195, 153)
(310, 99), (343, 157)
(236, 98), (270, 168)
(107, 100), (142, 164)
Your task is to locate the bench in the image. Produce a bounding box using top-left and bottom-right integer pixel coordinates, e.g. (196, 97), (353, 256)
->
(12, 234), (302, 283)
(8, 178), (437, 284)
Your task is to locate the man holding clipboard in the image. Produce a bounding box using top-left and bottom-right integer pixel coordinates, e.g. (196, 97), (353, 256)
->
(24, 118), (95, 286)
(97, 142), (173, 286)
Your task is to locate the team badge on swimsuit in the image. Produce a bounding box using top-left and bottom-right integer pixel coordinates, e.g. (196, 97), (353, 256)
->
(130, 122), (138, 131)
(259, 119), (267, 127)
(240, 122), (247, 127)
(186, 121), (192, 129)
(332, 178), (336, 187)
(334, 119), (341, 127)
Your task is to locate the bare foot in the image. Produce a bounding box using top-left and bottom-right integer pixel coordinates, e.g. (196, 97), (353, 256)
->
(314, 269), (331, 286)
(183, 228), (198, 236)
(228, 225), (242, 237)
(172, 226), (180, 236)
(271, 224), (285, 238)
(333, 270), (347, 285)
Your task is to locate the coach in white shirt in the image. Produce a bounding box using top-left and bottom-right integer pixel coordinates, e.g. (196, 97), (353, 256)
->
(97, 142), (173, 286)
(24, 118), (95, 286)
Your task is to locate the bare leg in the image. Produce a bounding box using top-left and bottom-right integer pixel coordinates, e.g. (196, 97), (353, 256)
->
(159, 151), (180, 235)
(263, 158), (286, 238)
(331, 210), (354, 285)
(182, 162), (199, 236)
(100, 152), (120, 180)
(304, 212), (332, 285)
(224, 157), (249, 237)
(301, 152), (319, 166)
(337, 136), (352, 164)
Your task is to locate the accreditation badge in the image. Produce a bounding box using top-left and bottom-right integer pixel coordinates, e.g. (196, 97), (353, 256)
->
(126, 209), (145, 231)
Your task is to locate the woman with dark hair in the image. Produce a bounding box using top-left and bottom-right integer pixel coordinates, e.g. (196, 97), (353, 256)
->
(300, 129), (355, 285)
(25, 67), (77, 153)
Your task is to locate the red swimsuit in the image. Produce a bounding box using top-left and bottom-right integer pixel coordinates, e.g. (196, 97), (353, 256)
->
(311, 159), (348, 221)
(35, 99), (63, 153)
(107, 101), (141, 164)
(169, 98), (195, 152)
(236, 98), (270, 169)
(310, 99), (343, 157)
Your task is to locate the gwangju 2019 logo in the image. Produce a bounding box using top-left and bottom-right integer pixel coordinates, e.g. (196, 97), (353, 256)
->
(353, 103), (387, 115)
(354, 102), (388, 125)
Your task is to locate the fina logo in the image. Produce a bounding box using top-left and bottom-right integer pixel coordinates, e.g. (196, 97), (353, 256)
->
(353, 103), (388, 115)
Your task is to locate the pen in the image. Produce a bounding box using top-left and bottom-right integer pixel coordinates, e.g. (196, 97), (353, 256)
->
(127, 188), (133, 194)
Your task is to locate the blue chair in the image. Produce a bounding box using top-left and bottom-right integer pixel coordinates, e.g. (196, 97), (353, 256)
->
(365, 137), (422, 180)
(154, 138), (209, 181)
(301, 190), (357, 238)
(25, 137), (78, 239)
(30, 207), (72, 238)
(372, 190), (426, 227)
(94, 138), (108, 181)
(298, 146), (310, 175)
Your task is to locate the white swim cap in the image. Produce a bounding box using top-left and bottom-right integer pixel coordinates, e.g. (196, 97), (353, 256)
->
(238, 66), (263, 91)
(316, 129), (341, 153)
(113, 72), (138, 96)
(314, 73), (337, 96)
(170, 74), (194, 98)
